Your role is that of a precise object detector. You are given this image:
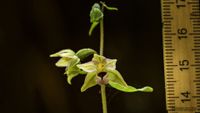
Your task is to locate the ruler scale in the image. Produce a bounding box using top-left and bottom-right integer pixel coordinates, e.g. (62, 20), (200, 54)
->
(161, 0), (200, 113)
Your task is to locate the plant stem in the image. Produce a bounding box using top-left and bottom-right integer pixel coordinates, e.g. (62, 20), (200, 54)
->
(100, 15), (104, 56)
(99, 3), (107, 113)
(101, 85), (107, 113)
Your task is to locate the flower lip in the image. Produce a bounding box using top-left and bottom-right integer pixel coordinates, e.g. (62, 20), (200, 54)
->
(50, 49), (80, 68)
(96, 74), (109, 85)
(98, 72), (107, 79)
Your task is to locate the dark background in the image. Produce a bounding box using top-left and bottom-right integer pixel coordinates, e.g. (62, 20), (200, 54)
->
(0, 0), (166, 113)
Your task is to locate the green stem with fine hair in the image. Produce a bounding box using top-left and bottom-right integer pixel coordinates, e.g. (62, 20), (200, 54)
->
(101, 84), (107, 113)
(99, 3), (107, 113)
(100, 12), (104, 56)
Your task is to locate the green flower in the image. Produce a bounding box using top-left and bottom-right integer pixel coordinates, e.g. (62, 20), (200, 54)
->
(77, 54), (125, 92)
(50, 49), (79, 67)
(77, 54), (117, 73)
(50, 51), (153, 93)
(77, 54), (153, 93)
(50, 49), (80, 84)
(50, 48), (97, 85)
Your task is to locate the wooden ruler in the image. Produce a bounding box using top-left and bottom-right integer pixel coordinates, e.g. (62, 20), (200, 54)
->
(161, 0), (200, 112)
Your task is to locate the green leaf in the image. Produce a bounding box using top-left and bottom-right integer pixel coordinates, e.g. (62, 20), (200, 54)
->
(76, 48), (97, 61)
(89, 22), (99, 36)
(77, 62), (97, 73)
(107, 70), (127, 86)
(138, 86), (153, 92)
(50, 49), (75, 57)
(108, 81), (138, 92)
(81, 72), (97, 92)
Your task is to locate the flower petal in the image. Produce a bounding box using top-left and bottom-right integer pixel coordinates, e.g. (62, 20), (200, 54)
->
(77, 62), (97, 73)
(81, 72), (97, 92)
(50, 49), (75, 57)
(104, 59), (117, 71)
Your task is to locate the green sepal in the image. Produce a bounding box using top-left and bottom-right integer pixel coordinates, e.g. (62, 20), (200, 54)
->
(107, 70), (128, 87)
(65, 67), (80, 85)
(137, 86), (153, 92)
(75, 48), (97, 61)
(108, 81), (138, 92)
(50, 49), (75, 57)
(108, 81), (153, 93)
(89, 22), (99, 36)
(69, 58), (80, 67)
(65, 58), (80, 84)
(81, 72), (97, 92)
(55, 57), (72, 67)
(50, 49), (77, 67)
(92, 54), (106, 63)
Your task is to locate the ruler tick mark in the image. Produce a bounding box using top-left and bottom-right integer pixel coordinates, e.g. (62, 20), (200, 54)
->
(166, 65), (178, 67)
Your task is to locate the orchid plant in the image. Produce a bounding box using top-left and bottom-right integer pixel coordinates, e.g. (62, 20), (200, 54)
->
(50, 1), (153, 113)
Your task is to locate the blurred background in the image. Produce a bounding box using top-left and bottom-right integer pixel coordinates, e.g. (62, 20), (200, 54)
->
(0, 0), (166, 113)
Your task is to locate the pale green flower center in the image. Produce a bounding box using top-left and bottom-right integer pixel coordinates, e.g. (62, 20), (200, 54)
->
(97, 63), (104, 72)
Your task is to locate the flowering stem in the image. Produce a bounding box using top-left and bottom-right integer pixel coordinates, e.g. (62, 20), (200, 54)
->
(100, 12), (104, 56)
(101, 84), (107, 113)
(100, 3), (107, 113)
